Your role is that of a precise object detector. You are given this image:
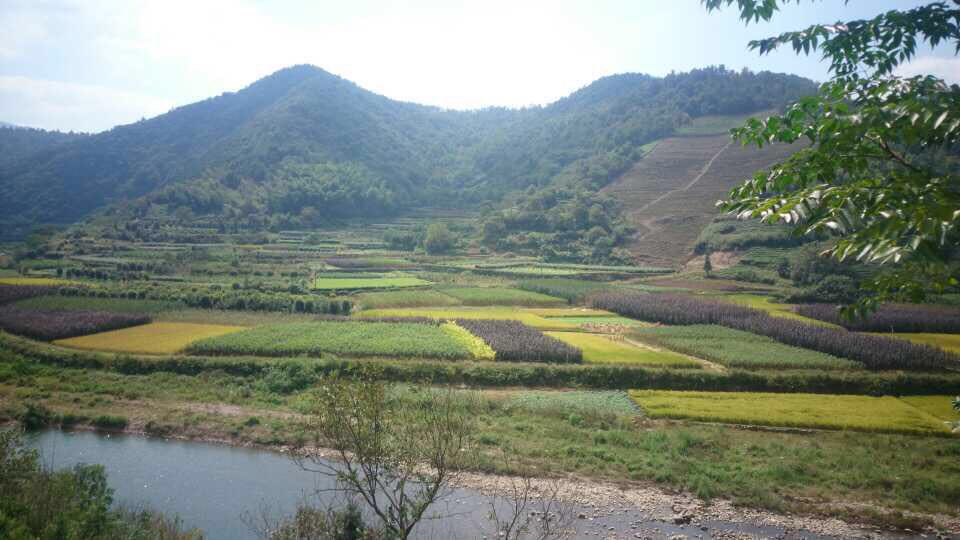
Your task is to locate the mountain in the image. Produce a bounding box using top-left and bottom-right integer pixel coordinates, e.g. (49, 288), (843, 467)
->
(0, 65), (816, 248)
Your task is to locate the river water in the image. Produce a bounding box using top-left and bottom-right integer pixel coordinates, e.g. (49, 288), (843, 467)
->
(28, 430), (860, 539)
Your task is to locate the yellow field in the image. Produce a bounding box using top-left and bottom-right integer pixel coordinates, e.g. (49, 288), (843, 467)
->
(358, 307), (580, 330)
(546, 332), (700, 368)
(629, 390), (953, 435)
(715, 294), (840, 328)
(55, 322), (246, 354)
(0, 277), (80, 286)
(442, 322), (496, 360)
(881, 333), (960, 354)
(900, 395), (960, 422)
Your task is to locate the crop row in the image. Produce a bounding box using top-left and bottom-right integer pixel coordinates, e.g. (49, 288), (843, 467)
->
(518, 279), (615, 302)
(454, 319), (582, 364)
(0, 285), (59, 305)
(0, 307), (150, 341)
(796, 303), (960, 334)
(185, 321), (472, 359)
(590, 291), (959, 371)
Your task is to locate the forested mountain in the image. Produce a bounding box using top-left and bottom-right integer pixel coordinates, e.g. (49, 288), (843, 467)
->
(0, 125), (88, 170)
(0, 65), (816, 245)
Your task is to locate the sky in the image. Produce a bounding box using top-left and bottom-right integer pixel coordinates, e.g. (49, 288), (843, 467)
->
(2, 0), (959, 133)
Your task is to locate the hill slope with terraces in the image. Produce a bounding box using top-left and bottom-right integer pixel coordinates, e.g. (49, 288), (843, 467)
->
(602, 114), (802, 267)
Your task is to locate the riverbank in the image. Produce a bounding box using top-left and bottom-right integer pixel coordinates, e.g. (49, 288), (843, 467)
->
(3, 358), (959, 536)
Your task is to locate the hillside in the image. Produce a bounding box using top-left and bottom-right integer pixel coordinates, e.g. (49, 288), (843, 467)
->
(0, 65), (815, 243)
(602, 115), (802, 266)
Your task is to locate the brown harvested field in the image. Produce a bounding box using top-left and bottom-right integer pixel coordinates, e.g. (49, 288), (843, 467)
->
(602, 133), (801, 266)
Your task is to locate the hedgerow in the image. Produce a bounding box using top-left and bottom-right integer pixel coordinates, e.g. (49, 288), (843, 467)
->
(0, 308), (150, 341)
(590, 291), (960, 371)
(0, 285), (59, 305)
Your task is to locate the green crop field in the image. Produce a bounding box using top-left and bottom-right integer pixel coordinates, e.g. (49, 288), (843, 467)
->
(186, 320), (473, 359)
(357, 307), (581, 330)
(311, 276), (431, 290)
(439, 287), (565, 306)
(55, 322), (246, 354)
(631, 324), (858, 370)
(443, 321), (496, 360)
(546, 331), (700, 368)
(899, 395), (960, 422)
(542, 315), (649, 328)
(355, 289), (461, 309)
(505, 390), (639, 416)
(0, 277), (80, 286)
(629, 390), (953, 435)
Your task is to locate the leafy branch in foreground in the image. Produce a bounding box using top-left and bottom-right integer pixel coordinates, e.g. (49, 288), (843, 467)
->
(293, 378), (474, 539)
(703, 0), (960, 317)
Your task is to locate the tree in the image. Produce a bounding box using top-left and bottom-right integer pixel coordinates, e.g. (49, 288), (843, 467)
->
(703, 0), (960, 317)
(423, 223), (456, 254)
(293, 377), (472, 539)
(703, 250), (713, 276)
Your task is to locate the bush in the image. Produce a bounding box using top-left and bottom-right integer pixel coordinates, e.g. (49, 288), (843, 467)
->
(92, 415), (128, 430)
(19, 402), (55, 430)
(796, 303), (960, 333)
(786, 275), (859, 304)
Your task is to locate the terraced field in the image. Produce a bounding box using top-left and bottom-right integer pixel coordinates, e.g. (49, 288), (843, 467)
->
(629, 390), (953, 435)
(55, 322), (246, 354)
(602, 130), (802, 266)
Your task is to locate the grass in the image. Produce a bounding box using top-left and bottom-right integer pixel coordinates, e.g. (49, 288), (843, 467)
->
(713, 294), (838, 327)
(14, 295), (179, 313)
(546, 331), (700, 368)
(355, 290), (461, 309)
(439, 287), (565, 306)
(883, 333), (960, 354)
(629, 390), (953, 435)
(186, 321), (473, 360)
(632, 324), (859, 370)
(310, 277), (430, 291)
(0, 277), (79, 286)
(504, 390), (639, 416)
(357, 307), (580, 330)
(54, 322), (246, 354)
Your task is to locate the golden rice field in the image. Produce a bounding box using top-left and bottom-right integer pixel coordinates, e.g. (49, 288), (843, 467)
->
(546, 331), (700, 368)
(357, 307), (582, 330)
(899, 395), (960, 422)
(629, 390), (954, 435)
(881, 333), (960, 354)
(0, 277), (80, 286)
(442, 321), (496, 360)
(54, 322), (246, 354)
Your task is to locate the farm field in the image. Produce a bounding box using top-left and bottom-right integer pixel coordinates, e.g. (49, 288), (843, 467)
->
(438, 287), (565, 306)
(186, 320), (475, 359)
(357, 307), (582, 330)
(0, 277), (79, 286)
(355, 289), (461, 309)
(545, 331), (700, 368)
(629, 390), (953, 435)
(712, 293), (838, 327)
(883, 333), (960, 354)
(54, 322), (246, 354)
(14, 295), (179, 313)
(311, 276), (430, 290)
(631, 324), (858, 370)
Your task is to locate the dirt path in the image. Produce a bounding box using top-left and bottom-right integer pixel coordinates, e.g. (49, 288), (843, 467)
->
(632, 139), (734, 218)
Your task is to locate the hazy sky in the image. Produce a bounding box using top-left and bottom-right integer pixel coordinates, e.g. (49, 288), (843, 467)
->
(2, 0), (958, 133)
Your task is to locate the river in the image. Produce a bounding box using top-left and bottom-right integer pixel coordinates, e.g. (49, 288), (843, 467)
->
(28, 429), (860, 539)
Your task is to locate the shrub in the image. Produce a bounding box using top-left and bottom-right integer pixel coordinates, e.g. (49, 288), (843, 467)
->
(92, 415), (129, 430)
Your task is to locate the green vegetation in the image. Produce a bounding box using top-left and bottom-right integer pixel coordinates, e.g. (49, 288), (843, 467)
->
(630, 390), (952, 435)
(714, 294), (838, 327)
(439, 287), (565, 306)
(705, 0), (960, 316)
(358, 307), (579, 330)
(354, 289), (461, 309)
(632, 325), (858, 370)
(505, 390), (638, 416)
(518, 278), (616, 302)
(15, 295), (179, 313)
(883, 333), (960, 355)
(311, 276), (430, 291)
(186, 321), (474, 360)
(441, 321), (496, 360)
(546, 331), (700, 368)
